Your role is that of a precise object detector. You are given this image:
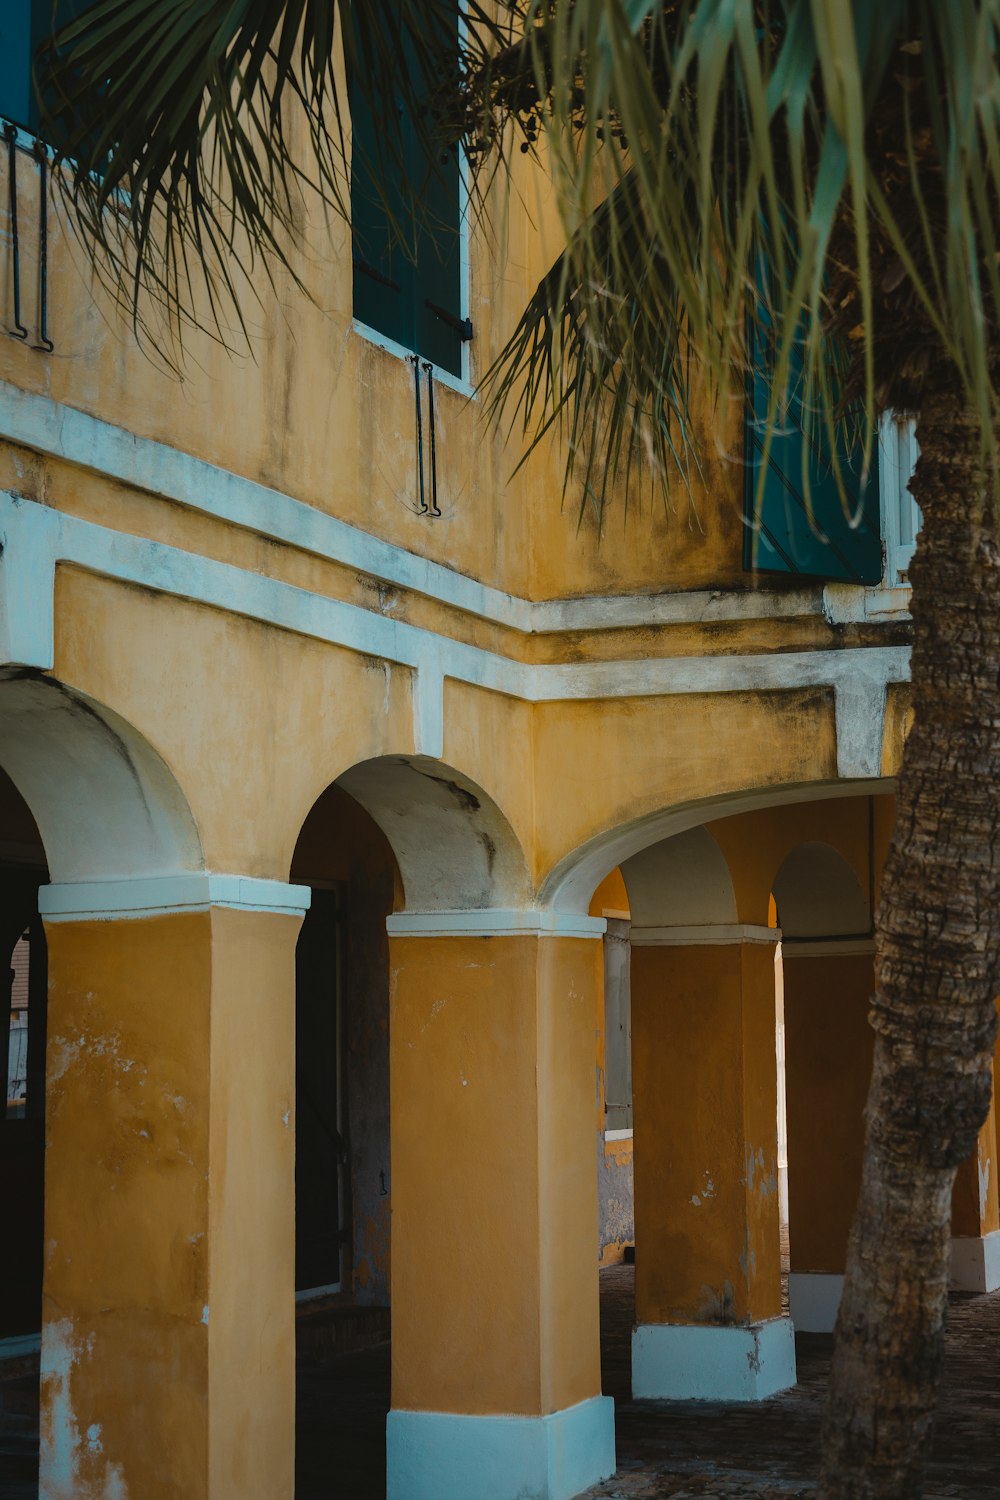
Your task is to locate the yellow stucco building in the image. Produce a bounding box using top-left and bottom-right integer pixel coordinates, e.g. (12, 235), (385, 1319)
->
(1, 9), (998, 1500)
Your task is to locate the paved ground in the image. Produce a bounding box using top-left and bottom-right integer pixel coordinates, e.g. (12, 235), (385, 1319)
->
(3, 1265), (1000, 1498)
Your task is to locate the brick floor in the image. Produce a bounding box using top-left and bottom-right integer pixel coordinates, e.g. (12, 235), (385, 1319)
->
(3, 1266), (1000, 1498)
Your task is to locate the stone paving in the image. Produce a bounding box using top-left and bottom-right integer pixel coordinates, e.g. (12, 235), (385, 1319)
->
(3, 1265), (1000, 1498)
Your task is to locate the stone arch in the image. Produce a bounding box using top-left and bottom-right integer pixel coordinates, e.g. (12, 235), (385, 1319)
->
(329, 754), (531, 911)
(540, 780), (892, 914)
(621, 827), (737, 928)
(772, 841), (870, 939)
(0, 668), (202, 882)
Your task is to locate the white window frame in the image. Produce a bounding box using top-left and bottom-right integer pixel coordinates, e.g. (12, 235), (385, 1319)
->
(879, 412), (921, 587)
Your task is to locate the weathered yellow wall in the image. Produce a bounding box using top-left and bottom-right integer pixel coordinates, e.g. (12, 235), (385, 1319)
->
(0, 112), (765, 603)
(709, 795), (885, 927)
(783, 954), (875, 1273)
(41, 907), (300, 1500)
(389, 933), (601, 1416)
(631, 941), (781, 1327)
(42, 913), (214, 1500)
(533, 690), (839, 887)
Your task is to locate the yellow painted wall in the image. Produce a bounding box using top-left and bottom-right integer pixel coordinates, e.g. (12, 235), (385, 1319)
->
(41, 907), (300, 1500)
(631, 942), (781, 1327)
(0, 107), (765, 603)
(389, 933), (601, 1416)
(533, 689), (839, 887)
(783, 954), (875, 1273)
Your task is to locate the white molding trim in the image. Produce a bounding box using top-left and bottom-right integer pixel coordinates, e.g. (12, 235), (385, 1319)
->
(781, 937), (875, 957)
(386, 1396), (616, 1500)
(386, 909), (607, 939)
(0, 380), (879, 636)
(630, 923), (780, 947)
(0, 491), (910, 790)
(631, 1317), (796, 1401)
(788, 1272), (844, 1333)
(605, 1127), (634, 1142)
(39, 874), (312, 922)
(950, 1230), (1000, 1294)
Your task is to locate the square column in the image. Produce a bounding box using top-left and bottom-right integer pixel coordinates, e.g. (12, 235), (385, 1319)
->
(630, 925), (794, 1401)
(386, 911), (616, 1500)
(38, 875), (308, 1500)
(782, 941), (875, 1331)
(950, 1056), (1000, 1292)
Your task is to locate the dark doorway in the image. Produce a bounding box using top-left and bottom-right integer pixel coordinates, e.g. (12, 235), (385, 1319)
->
(295, 886), (348, 1297)
(1, 864), (48, 1343)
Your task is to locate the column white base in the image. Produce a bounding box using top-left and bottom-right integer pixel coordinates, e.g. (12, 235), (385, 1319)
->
(950, 1230), (1000, 1293)
(788, 1272), (844, 1333)
(386, 1395), (616, 1500)
(632, 1316), (796, 1402)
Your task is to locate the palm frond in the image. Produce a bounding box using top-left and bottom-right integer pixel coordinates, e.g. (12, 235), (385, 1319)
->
(467, 0), (1000, 514)
(35, 0), (506, 352)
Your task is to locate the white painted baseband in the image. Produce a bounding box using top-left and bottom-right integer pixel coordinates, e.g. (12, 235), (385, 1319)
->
(788, 1273), (844, 1333)
(632, 1317), (796, 1402)
(386, 909), (607, 939)
(386, 1396), (616, 1500)
(39, 874), (311, 921)
(630, 923), (780, 947)
(950, 1230), (1000, 1293)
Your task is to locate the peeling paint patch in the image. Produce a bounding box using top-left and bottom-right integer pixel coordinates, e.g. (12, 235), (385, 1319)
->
(979, 1154), (991, 1216)
(40, 1321), (130, 1499)
(201, 1305), (210, 1325)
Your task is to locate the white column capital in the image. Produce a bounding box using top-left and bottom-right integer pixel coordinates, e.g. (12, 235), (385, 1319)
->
(629, 923), (780, 947)
(386, 909), (607, 939)
(39, 874), (311, 922)
(781, 936), (875, 957)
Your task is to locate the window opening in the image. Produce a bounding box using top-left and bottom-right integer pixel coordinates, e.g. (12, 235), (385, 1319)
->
(744, 248), (882, 584)
(0, 1), (89, 138)
(348, 0), (469, 379)
(880, 413), (921, 586)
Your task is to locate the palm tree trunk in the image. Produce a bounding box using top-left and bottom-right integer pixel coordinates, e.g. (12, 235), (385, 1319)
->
(820, 382), (1000, 1498)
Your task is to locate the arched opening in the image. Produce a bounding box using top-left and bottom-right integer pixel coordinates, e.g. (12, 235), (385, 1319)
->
(289, 755), (533, 1498)
(1, 767), (49, 1350)
(0, 669), (203, 1497)
(552, 791), (891, 1407)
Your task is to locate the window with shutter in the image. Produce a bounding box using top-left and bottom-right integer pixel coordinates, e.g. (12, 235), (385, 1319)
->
(348, 1), (466, 379)
(744, 312), (883, 586)
(0, 1), (87, 137)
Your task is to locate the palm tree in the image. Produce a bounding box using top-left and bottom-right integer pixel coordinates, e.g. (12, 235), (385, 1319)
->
(36, 3), (1000, 1497)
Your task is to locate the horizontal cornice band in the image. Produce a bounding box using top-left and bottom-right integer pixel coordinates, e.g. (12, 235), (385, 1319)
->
(0, 380), (842, 637)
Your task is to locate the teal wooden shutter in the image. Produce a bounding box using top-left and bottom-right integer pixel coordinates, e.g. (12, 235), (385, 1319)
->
(0, 2), (33, 129)
(744, 316), (883, 585)
(349, 5), (415, 355)
(0, 1), (90, 135)
(349, 2), (464, 377)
